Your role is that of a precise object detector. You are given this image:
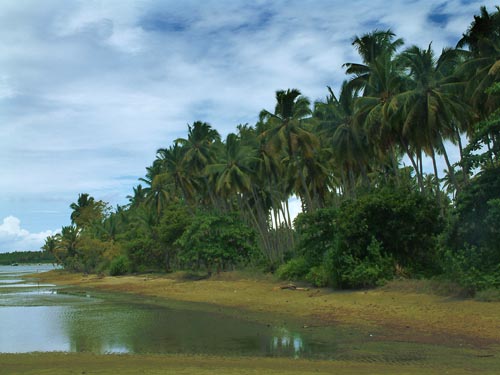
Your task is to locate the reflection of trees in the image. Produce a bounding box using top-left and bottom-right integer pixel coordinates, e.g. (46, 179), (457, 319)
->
(270, 327), (304, 358)
(61, 301), (293, 356)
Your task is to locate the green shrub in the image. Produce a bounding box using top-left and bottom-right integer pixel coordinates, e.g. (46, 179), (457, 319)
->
(335, 187), (441, 276)
(294, 207), (338, 267)
(333, 237), (394, 288)
(109, 255), (130, 276)
(276, 257), (309, 281)
(306, 265), (330, 287)
(475, 288), (500, 302)
(176, 211), (258, 274)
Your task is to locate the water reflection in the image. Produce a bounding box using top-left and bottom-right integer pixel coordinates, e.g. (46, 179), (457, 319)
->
(271, 327), (304, 358)
(0, 265), (336, 358)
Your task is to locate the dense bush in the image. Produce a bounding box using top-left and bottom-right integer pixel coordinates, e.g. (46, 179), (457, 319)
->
(442, 166), (500, 291)
(109, 255), (130, 276)
(276, 257), (309, 280)
(294, 207), (338, 268)
(291, 186), (442, 288)
(335, 187), (442, 276)
(331, 237), (393, 288)
(176, 211), (258, 274)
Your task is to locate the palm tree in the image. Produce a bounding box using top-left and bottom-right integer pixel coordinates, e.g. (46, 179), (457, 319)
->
(70, 193), (106, 229)
(315, 83), (368, 196)
(353, 51), (406, 182)
(457, 6), (500, 117)
(395, 45), (469, 195)
(260, 89), (319, 211)
(206, 133), (257, 202)
(344, 29), (404, 95)
(156, 144), (197, 205)
(141, 172), (172, 220)
(175, 121), (221, 206)
(126, 184), (146, 208)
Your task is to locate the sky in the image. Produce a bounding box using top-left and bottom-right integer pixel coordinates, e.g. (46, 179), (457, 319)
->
(0, 0), (497, 252)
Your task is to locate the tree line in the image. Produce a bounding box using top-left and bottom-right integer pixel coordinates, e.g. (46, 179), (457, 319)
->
(43, 6), (500, 292)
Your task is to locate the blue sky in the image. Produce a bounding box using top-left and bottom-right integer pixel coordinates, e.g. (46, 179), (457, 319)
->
(0, 0), (497, 252)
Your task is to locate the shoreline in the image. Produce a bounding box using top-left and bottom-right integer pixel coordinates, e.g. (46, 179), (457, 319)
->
(1, 269), (499, 374)
(32, 270), (500, 347)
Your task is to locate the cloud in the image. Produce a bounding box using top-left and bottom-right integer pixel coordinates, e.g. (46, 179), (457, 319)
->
(0, 216), (55, 253)
(0, 0), (497, 235)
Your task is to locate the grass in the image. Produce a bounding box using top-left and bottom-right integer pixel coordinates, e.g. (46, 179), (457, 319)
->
(2, 352), (490, 375)
(8, 269), (500, 374)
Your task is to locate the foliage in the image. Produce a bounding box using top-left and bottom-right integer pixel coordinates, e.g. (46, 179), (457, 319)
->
(442, 166), (500, 291)
(156, 203), (191, 271)
(305, 265), (330, 287)
(294, 207), (338, 268)
(109, 255), (130, 276)
(41, 7), (500, 292)
(125, 236), (162, 272)
(332, 237), (393, 288)
(336, 186), (442, 276)
(0, 251), (55, 265)
(176, 211), (258, 274)
(276, 257), (309, 281)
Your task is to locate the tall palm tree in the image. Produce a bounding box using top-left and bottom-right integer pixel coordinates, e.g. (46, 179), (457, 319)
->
(315, 83), (368, 196)
(395, 45), (469, 195)
(457, 6), (500, 117)
(156, 144), (196, 205)
(353, 51), (406, 182)
(70, 193), (106, 229)
(126, 184), (146, 208)
(344, 29), (404, 95)
(206, 133), (258, 207)
(260, 89), (319, 211)
(175, 121), (221, 206)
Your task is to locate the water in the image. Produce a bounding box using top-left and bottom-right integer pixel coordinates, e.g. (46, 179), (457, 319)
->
(0, 265), (335, 357)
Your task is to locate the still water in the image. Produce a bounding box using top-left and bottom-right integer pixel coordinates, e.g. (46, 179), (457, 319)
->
(0, 265), (334, 357)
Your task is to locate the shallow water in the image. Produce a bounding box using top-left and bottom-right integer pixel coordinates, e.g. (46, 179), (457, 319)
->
(0, 265), (333, 357)
(1, 265), (498, 370)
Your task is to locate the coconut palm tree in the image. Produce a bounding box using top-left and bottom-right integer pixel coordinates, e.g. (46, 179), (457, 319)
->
(126, 184), (146, 208)
(70, 194), (106, 229)
(395, 44), (469, 195)
(260, 89), (320, 211)
(207, 133), (257, 197)
(156, 144), (197, 205)
(353, 51), (406, 182)
(175, 121), (221, 206)
(457, 6), (500, 117)
(344, 29), (404, 95)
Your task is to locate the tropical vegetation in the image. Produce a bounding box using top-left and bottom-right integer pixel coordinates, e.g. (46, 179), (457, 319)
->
(43, 6), (500, 294)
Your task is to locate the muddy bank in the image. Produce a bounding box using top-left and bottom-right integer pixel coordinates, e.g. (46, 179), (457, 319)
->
(33, 270), (500, 348)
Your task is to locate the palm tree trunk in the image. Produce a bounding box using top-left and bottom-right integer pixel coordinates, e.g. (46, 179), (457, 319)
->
(400, 136), (424, 192)
(438, 138), (459, 193)
(431, 148), (443, 215)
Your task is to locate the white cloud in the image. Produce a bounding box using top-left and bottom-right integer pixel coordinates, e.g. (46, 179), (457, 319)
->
(0, 216), (55, 252)
(0, 0), (497, 234)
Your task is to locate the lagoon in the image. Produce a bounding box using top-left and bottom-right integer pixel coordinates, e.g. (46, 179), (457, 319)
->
(0, 265), (333, 357)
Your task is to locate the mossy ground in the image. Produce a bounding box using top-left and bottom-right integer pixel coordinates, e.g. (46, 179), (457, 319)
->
(2, 270), (499, 374)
